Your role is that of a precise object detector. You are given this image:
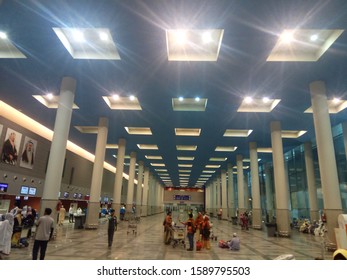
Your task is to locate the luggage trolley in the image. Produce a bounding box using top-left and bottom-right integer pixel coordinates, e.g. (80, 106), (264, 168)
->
(127, 215), (138, 235)
(171, 225), (186, 248)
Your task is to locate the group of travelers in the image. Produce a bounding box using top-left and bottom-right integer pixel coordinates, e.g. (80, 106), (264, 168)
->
(163, 209), (242, 252)
(163, 210), (214, 251)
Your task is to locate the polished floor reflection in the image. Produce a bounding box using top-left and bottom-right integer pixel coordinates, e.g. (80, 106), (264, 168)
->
(1, 212), (333, 260)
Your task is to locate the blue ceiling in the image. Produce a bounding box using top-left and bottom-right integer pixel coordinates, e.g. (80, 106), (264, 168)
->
(1, 0), (347, 187)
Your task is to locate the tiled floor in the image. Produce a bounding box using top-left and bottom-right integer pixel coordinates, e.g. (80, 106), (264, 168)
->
(1, 212), (333, 260)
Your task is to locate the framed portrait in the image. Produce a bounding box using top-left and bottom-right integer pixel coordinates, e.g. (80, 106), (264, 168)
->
(19, 136), (37, 169)
(1, 128), (22, 165)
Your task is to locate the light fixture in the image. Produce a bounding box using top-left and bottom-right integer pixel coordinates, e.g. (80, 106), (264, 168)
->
(262, 97), (270, 103)
(99, 32), (109, 41)
(0, 32), (7, 39)
(129, 95), (135, 101)
(112, 94), (119, 100)
(73, 30), (85, 42)
(195, 97), (200, 102)
(280, 30), (294, 43)
(178, 97), (184, 101)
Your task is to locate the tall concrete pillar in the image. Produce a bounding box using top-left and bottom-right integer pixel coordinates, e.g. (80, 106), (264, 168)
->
(85, 117), (108, 229)
(136, 161), (144, 215)
(216, 176), (221, 216)
(126, 152), (136, 212)
(227, 163), (236, 218)
(271, 121), (291, 236)
(237, 155), (245, 216)
(41, 77), (76, 218)
(310, 81), (342, 247)
(304, 142), (319, 222)
(112, 138), (126, 217)
(265, 163), (274, 222)
(141, 167), (149, 216)
(221, 169), (228, 220)
(250, 142), (262, 229)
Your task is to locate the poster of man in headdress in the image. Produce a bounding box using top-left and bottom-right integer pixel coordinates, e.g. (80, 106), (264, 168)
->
(19, 136), (37, 169)
(1, 128), (22, 165)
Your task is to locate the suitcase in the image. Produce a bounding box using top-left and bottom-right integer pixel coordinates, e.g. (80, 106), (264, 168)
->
(196, 240), (202, 251)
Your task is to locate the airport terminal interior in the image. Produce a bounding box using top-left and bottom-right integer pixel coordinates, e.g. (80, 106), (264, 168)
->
(1, 0), (347, 260)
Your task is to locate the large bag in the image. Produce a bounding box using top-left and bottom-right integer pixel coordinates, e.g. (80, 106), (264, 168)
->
(196, 240), (203, 251)
(218, 240), (229, 248)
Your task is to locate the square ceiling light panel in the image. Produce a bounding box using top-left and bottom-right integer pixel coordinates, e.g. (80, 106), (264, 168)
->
(177, 156), (194, 161)
(215, 146), (237, 152)
(178, 164), (193, 168)
(281, 130), (307, 138)
(305, 99), (347, 114)
(172, 98), (208, 111)
(176, 145), (197, 151)
(166, 29), (224, 61)
(223, 129), (253, 137)
(237, 98), (280, 112)
(0, 32), (26, 58)
(33, 95), (79, 109)
(103, 96), (142, 110)
(145, 155), (163, 160)
(175, 128), (201, 136)
(53, 28), (120, 60)
(125, 127), (152, 135)
(257, 147), (272, 153)
(209, 157), (227, 162)
(267, 29), (344, 62)
(137, 144), (158, 150)
(106, 144), (119, 149)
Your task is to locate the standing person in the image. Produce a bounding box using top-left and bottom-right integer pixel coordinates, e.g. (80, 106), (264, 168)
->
(195, 212), (204, 242)
(0, 213), (14, 255)
(107, 209), (117, 247)
(58, 205), (66, 226)
(120, 205), (126, 220)
(229, 233), (240, 251)
(68, 205), (74, 223)
(1, 132), (18, 165)
(164, 211), (173, 245)
(180, 213), (196, 251)
(201, 215), (211, 250)
(32, 208), (54, 260)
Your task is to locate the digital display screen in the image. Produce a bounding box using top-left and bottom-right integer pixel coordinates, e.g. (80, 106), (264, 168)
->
(20, 185), (29, 195)
(173, 195), (191, 201)
(29, 187), (36, 196)
(63, 192), (69, 198)
(0, 182), (8, 193)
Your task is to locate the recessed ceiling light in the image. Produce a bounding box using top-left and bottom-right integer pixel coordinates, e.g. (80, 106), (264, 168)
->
(145, 155), (163, 160)
(202, 31), (212, 44)
(175, 128), (201, 136)
(195, 97), (200, 102)
(205, 165), (221, 168)
(257, 147), (272, 153)
(137, 144), (158, 150)
(72, 30), (84, 42)
(155, 169), (167, 172)
(129, 95), (135, 101)
(280, 30), (294, 43)
(178, 170), (191, 173)
(179, 96), (184, 101)
(46, 93), (54, 100)
(125, 127), (152, 135)
(281, 130), (307, 138)
(237, 98), (281, 112)
(0, 32), (7, 39)
(177, 156), (194, 161)
(33, 95), (79, 109)
(150, 163), (165, 167)
(176, 145), (197, 151)
(175, 30), (187, 45)
(223, 129), (253, 137)
(112, 94), (119, 100)
(310, 34), (318, 41)
(245, 96), (253, 104)
(202, 170), (216, 173)
(172, 98), (208, 111)
(215, 146), (237, 152)
(178, 164), (193, 168)
(102, 95), (142, 110)
(262, 97), (270, 103)
(99, 32), (109, 41)
(209, 157), (227, 161)
(333, 97), (341, 104)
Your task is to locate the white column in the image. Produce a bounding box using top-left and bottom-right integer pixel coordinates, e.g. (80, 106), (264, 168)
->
(310, 81), (342, 246)
(141, 167), (149, 216)
(216, 176), (221, 215)
(41, 77), (76, 217)
(304, 142), (319, 222)
(136, 161), (144, 215)
(227, 163), (236, 218)
(221, 169), (227, 220)
(265, 163), (274, 222)
(250, 142), (262, 229)
(237, 155), (245, 215)
(126, 151), (136, 211)
(112, 138), (126, 217)
(85, 117), (108, 229)
(271, 121), (291, 236)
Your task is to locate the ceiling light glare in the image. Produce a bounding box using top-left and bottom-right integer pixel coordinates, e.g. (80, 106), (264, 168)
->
(202, 31), (212, 44)
(0, 32), (7, 39)
(245, 96), (253, 104)
(45, 93), (54, 100)
(178, 96), (184, 101)
(129, 95), (135, 101)
(333, 97), (341, 104)
(112, 94), (119, 100)
(73, 30), (85, 42)
(310, 34), (318, 42)
(175, 30), (187, 45)
(99, 32), (108, 41)
(262, 97), (270, 103)
(280, 31), (294, 43)
(195, 97), (200, 102)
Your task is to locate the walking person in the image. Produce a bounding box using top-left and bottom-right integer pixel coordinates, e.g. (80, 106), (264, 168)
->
(58, 205), (66, 226)
(32, 208), (54, 260)
(107, 209), (117, 247)
(68, 205), (74, 223)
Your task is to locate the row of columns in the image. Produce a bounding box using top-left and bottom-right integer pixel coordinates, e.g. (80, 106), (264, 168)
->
(39, 77), (343, 247)
(206, 81), (343, 246)
(39, 77), (164, 231)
